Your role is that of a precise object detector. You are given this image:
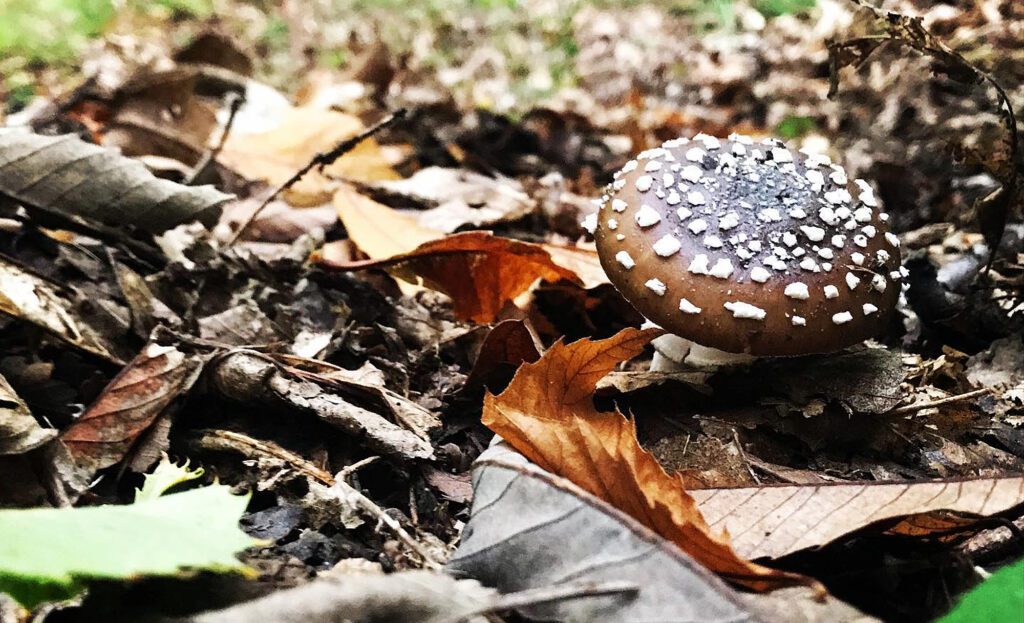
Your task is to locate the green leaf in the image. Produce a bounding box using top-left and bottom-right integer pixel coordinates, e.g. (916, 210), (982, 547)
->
(0, 460), (261, 608)
(134, 458), (204, 502)
(755, 0), (815, 18)
(941, 559), (1024, 623)
(776, 115), (818, 140)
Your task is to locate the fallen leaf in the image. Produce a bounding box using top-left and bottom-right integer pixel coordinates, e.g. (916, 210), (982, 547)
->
(465, 319), (541, 390)
(332, 183), (442, 259)
(61, 340), (206, 474)
(317, 231), (583, 324)
(481, 327), (806, 591)
(219, 107), (399, 206)
(691, 477), (1024, 560)
(0, 374), (56, 455)
(449, 442), (868, 622)
(540, 243), (609, 290)
(0, 129), (231, 233)
(0, 258), (126, 364)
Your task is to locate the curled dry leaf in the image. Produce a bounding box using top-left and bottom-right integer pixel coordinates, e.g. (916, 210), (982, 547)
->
(481, 327), (808, 591)
(0, 130), (231, 233)
(61, 340), (206, 474)
(332, 183), (442, 259)
(692, 477), (1024, 560)
(0, 258), (126, 364)
(0, 373), (56, 455)
(219, 107), (399, 206)
(317, 231), (584, 324)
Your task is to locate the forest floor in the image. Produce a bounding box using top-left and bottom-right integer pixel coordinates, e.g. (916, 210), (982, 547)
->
(0, 1), (1023, 622)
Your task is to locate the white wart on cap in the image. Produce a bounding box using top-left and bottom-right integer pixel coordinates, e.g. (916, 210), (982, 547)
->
(592, 134), (902, 356)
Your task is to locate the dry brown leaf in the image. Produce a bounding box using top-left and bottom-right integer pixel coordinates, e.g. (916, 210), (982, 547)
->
(540, 243), (609, 290)
(61, 341), (206, 474)
(220, 107), (399, 206)
(465, 319), (542, 390)
(691, 477), (1024, 560)
(332, 183), (442, 259)
(317, 231), (584, 324)
(482, 327), (807, 591)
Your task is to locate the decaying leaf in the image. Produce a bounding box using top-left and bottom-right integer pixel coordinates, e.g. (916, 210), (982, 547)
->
(481, 327), (806, 591)
(0, 257), (125, 364)
(318, 231), (584, 324)
(0, 374), (56, 455)
(332, 183), (442, 259)
(449, 442), (871, 623)
(61, 340), (206, 474)
(764, 348), (905, 415)
(219, 107), (399, 206)
(691, 477), (1024, 560)
(0, 129), (231, 233)
(465, 319), (541, 390)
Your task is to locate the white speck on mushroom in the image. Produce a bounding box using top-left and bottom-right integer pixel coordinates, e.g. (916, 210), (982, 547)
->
(686, 191), (705, 206)
(688, 219), (708, 234)
(696, 134), (721, 149)
(844, 219), (858, 231)
(749, 266), (770, 283)
(799, 258), (820, 272)
(862, 225), (877, 238)
(800, 225), (826, 242)
(805, 169), (824, 189)
(612, 199), (628, 212)
(731, 143), (747, 156)
(688, 254), (710, 274)
(835, 207), (852, 221)
(634, 205), (662, 227)
(653, 235), (682, 257)
(663, 138), (688, 148)
(718, 212), (740, 230)
(885, 232), (900, 247)
(607, 219), (619, 230)
(615, 251), (635, 269)
(725, 301), (767, 320)
(879, 212), (890, 222)
(793, 247), (806, 257)
(771, 147), (793, 163)
(704, 235), (724, 248)
(831, 234), (846, 248)
(612, 179), (625, 190)
(680, 165), (702, 183)
(818, 248), (834, 259)
(824, 285), (839, 299)
(853, 207), (872, 222)
(854, 235), (868, 248)
(806, 153), (832, 168)
(890, 270), (902, 280)
(788, 207), (807, 219)
(851, 252), (865, 266)
(871, 274), (887, 292)
(685, 147), (707, 162)
(818, 207), (839, 225)
(784, 282), (810, 299)
(616, 233), (625, 240)
(748, 240), (763, 252)
(676, 207), (692, 220)
(765, 256), (787, 271)
(863, 303), (878, 315)
(663, 174), (675, 188)
(859, 191), (878, 208)
(900, 266), (909, 278)
(830, 169), (848, 185)
(666, 190), (681, 205)
(877, 249), (891, 263)
(845, 273), (860, 290)
(645, 278), (667, 296)
(758, 208), (782, 222)
(709, 258), (734, 279)
(644, 160), (663, 172)
(824, 189), (852, 205)
(783, 231), (798, 247)
(792, 316), (806, 326)
(581, 213), (597, 234)
(832, 311), (853, 325)
(621, 160), (637, 174)
(736, 247), (753, 260)
(731, 133), (754, 145)
(635, 175), (654, 192)
(823, 262), (833, 271)
(679, 298), (702, 314)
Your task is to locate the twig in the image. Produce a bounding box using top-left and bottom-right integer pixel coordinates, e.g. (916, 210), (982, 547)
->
(338, 455), (380, 481)
(185, 92), (244, 186)
(445, 581), (639, 623)
(224, 108), (407, 247)
(335, 475), (444, 570)
(732, 428), (760, 485)
(888, 388), (993, 415)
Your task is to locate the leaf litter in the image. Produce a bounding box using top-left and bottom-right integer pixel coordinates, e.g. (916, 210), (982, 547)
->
(0, 1), (1023, 622)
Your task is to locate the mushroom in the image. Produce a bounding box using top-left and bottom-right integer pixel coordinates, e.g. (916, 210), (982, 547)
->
(589, 133), (903, 368)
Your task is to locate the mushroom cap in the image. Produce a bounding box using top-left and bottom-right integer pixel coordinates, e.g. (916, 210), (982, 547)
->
(592, 134), (903, 356)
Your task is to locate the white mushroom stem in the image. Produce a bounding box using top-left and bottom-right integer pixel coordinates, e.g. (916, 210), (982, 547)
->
(648, 329), (757, 370)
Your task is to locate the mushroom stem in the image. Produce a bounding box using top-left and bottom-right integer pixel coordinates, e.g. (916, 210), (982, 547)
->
(651, 333), (757, 370)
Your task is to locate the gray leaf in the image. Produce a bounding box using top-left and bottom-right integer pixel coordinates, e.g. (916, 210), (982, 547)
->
(0, 130), (231, 233)
(0, 373), (56, 455)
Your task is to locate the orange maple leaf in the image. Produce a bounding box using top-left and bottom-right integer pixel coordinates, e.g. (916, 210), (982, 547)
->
(482, 327), (810, 591)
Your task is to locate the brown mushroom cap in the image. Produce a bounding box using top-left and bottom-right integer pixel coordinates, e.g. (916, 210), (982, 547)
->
(591, 134), (903, 356)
